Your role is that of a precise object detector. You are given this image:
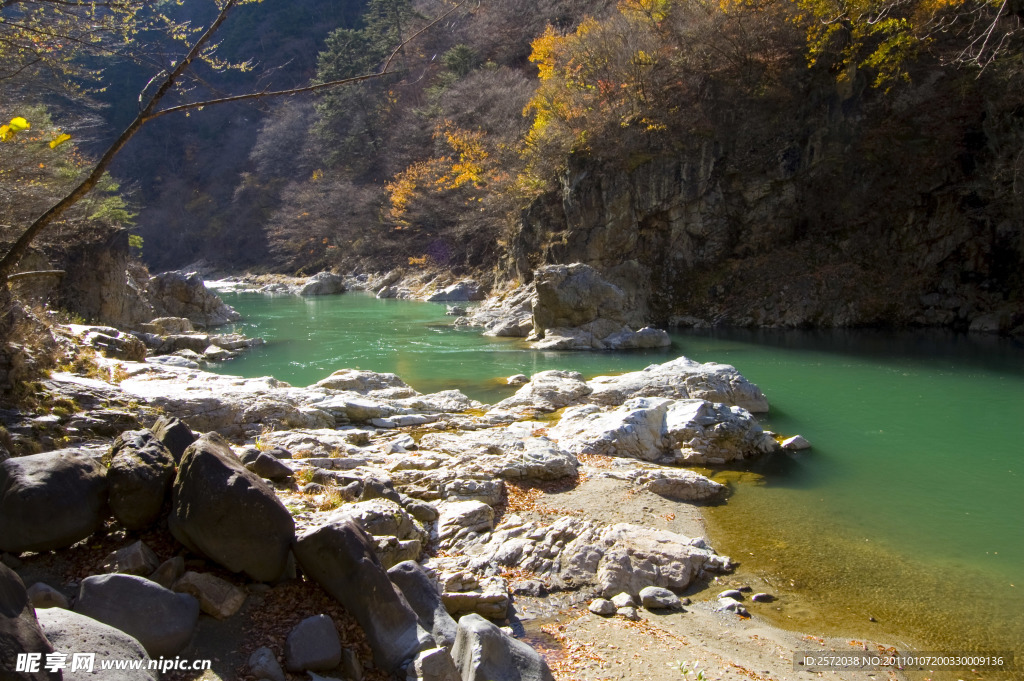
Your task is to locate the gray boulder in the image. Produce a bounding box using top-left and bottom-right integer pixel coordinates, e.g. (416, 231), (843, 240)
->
(294, 519), (424, 674)
(0, 563), (59, 681)
(244, 452), (293, 482)
(451, 613), (554, 681)
(107, 430), (176, 530)
(285, 614), (342, 672)
(0, 449), (108, 554)
(37, 607), (155, 681)
(299, 272), (346, 296)
(146, 271), (241, 327)
(532, 263), (630, 332)
(149, 415), (197, 463)
(406, 647), (462, 681)
(74, 573), (198, 657)
(169, 433), (295, 582)
(388, 561), (459, 650)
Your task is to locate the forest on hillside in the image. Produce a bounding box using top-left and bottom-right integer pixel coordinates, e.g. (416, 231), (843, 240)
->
(1, 0), (1022, 325)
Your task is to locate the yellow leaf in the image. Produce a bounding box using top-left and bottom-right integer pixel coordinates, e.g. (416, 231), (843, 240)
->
(49, 133), (71, 149)
(8, 117), (30, 132)
(0, 125), (11, 142)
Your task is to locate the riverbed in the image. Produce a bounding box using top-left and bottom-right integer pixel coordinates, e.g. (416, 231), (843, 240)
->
(212, 291), (1024, 676)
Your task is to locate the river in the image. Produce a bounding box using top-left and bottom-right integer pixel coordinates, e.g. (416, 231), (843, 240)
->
(212, 290), (1024, 676)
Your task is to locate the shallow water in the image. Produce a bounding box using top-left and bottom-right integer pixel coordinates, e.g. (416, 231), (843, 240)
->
(214, 291), (1024, 676)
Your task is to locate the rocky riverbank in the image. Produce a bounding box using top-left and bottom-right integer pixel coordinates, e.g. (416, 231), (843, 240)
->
(0, 335), (909, 681)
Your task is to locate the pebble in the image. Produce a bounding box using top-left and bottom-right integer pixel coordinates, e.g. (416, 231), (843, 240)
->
(751, 592), (774, 603)
(718, 589), (744, 600)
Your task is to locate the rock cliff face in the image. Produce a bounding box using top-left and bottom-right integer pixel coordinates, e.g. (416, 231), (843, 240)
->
(506, 72), (1024, 334)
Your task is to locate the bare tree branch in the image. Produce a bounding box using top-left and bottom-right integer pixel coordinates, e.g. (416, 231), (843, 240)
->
(0, 0), (470, 280)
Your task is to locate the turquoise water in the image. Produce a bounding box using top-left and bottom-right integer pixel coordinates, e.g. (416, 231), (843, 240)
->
(214, 291), (1024, 671)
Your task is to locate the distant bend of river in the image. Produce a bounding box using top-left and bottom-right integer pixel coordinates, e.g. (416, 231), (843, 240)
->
(212, 291), (1024, 678)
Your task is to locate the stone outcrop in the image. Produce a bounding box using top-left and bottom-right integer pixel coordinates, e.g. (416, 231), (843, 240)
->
(550, 397), (778, 465)
(0, 449), (109, 554)
(584, 355), (770, 413)
(298, 272), (346, 296)
(169, 433), (295, 582)
(146, 271), (241, 328)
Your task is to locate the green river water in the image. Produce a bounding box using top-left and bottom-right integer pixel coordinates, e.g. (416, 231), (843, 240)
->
(214, 291), (1024, 675)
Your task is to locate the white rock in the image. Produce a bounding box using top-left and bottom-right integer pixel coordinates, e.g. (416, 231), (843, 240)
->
(588, 598), (616, 616)
(781, 435), (811, 450)
(610, 592), (635, 608)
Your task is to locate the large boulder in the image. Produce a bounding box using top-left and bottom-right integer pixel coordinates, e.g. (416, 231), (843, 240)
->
(531, 264), (629, 332)
(0, 449), (108, 554)
(0, 563), (59, 681)
(169, 433), (295, 582)
(149, 415), (197, 462)
(147, 271), (241, 327)
(73, 574), (199, 657)
(298, 272), (346, 297)
(294, 519), (425, 674)
(388, 561), (459, 651)
(107, 430), (176, 531)
(450, 613), (554, 681)
(37, 608), (155, 681)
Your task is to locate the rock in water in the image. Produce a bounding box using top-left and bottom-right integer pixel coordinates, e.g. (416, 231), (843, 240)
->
(0, 449), (108, 554)
(294, 519), (424, 674)
(146, 271), (241, 327)
(107, 430), (176, 531)
(74, 574), (199, 657)
(388, 560), (459, 651)
(285, 614), (342, 672)
(299, 272), (346, 296)
(169, 433), (295, 582)
(37, 608), (155, 681)
(451, 613), (555, 681)
(0, 563), (59, 681)
(149, 415), (197, 463)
